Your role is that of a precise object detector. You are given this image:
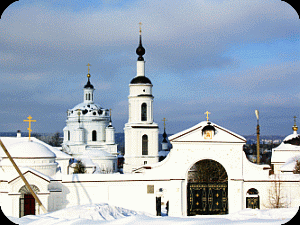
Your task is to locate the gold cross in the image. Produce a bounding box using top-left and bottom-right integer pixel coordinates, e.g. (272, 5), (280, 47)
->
(23, 115), (36, 141)
(204, 111), (211, 122)
(139, 22), (142, 35)
(162, 118), (167, 129)
(294, 116), (297, 125)
(109, 109), (112, 117)
(87, 63), (91, 74)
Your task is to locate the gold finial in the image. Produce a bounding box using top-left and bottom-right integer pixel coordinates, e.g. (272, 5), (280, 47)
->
(23, 115), (36, 141)
(139, 22), (142, 35)
(109, 109), (112, 117)
(204, 111), (211, 122)
(293, 116), (298, 132)
(87, 63), (91, 78)
(162, 118), (167, 129)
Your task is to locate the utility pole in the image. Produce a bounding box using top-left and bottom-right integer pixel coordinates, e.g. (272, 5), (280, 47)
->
(255, 110), (260, 164)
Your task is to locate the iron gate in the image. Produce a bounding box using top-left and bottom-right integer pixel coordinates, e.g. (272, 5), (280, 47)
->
(187, 182), (228, 215)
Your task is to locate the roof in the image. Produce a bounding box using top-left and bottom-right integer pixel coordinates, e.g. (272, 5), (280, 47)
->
(130, 76), (152, 85)
(71, 102), (103, 111)
(169, 121), (246, 143)
(0, 137), (71, 159)
(81, 149), (115, 159)
(0, 138), (56, 158)
(271, 132), (300, 164)
(84, 78), (94, 89)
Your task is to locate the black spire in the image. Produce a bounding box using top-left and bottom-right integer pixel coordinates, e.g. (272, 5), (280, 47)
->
(136, 34), (145, 61)
(84, 63), (94, 89)
(84, 76), (94, 89)
(162, 128), (168, 143)
(136, 23), (145, 61)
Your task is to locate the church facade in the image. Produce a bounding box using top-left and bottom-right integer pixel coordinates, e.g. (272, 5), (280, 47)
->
(1, 29), (300, 219)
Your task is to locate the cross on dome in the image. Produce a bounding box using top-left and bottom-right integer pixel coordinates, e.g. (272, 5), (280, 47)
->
(23, 115), (36, 141)
(162, 118), (167, 129)
(139, 22), (142, 35)
(87, 63), (91, 78)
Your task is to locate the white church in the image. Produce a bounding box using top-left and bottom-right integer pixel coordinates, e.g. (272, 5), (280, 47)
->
(0, 29), (300, 218)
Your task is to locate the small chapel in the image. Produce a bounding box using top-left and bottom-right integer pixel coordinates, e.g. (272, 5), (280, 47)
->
(1, 26), (300, 218)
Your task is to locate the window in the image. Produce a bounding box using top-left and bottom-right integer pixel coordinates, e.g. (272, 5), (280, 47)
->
(92, 130), (97, 141)
(246, 188), (260, 209)
(142, 135), (148, 155)
(141, 103), (147, 121)
(68, 131), (70, 141)
(144, 161), (147, 165)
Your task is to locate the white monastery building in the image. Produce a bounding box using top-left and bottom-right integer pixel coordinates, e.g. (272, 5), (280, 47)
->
(1, 29), (300, 218)
(62, 65), (118, 174)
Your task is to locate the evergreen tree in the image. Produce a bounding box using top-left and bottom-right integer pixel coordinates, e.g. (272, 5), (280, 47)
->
(73, 160), (86, 174)
(293, 160), (300, 174)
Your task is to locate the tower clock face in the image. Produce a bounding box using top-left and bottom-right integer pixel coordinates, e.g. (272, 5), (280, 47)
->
(204, 130), (213, 140)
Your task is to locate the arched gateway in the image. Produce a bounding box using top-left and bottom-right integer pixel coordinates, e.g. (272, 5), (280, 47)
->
(187, 159), (228, 215)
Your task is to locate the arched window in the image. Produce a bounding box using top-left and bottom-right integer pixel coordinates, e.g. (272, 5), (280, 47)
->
(68, 131), (70, 141)
(141, 103), (147, 121)
(88, 93), (91, 100)
(142, 134), (148, 155)
(92, 130), (97, 141)
(246, 188), (260, 209)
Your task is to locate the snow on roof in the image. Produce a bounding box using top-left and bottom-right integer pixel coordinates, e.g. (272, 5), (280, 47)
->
(271, 132), (300, 164)
(0, 137), (55, 158)
(82, 149), (115, 159)
(0, 137), (71, 160)
(33, 138), (71, 159)
(71, 102), (102, 111)
(280, 154), (300, 172)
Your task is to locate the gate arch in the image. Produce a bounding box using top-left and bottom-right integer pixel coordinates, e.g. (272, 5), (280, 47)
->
(187, 159), (228, 215)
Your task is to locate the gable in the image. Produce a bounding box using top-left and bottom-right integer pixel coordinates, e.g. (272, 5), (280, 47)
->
(8, 169), (50, 194)
(169, 121), (246, 143)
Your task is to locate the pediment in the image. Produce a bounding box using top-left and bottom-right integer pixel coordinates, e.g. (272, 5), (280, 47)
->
(169, 121), (246, 143)
(8, 169), (51, 184)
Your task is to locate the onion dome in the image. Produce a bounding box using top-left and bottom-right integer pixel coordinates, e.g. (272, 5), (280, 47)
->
(202, 122), (216, 135)
(84, 76), (94, 89)
(162, 128), (168, 143)
(130, 76), (152, 84)
(136, 34), (145, 61)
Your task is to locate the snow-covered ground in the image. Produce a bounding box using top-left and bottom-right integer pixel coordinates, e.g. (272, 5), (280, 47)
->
(7, 203), (299, 225)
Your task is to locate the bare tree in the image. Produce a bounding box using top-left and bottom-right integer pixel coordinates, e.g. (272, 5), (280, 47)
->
(267, 175), (289, 208)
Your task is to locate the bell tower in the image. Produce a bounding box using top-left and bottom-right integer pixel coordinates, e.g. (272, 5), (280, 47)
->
(123, 24), (159, 173)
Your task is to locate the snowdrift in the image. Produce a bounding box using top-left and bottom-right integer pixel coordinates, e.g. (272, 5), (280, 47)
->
(7, 203), (299, 225)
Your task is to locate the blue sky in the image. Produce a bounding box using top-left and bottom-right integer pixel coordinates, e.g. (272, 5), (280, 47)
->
(0, 0), (299, 136)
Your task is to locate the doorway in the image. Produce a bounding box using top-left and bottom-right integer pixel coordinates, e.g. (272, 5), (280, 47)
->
(187, 159), (228, 215)
(19, 185), (39, 217)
